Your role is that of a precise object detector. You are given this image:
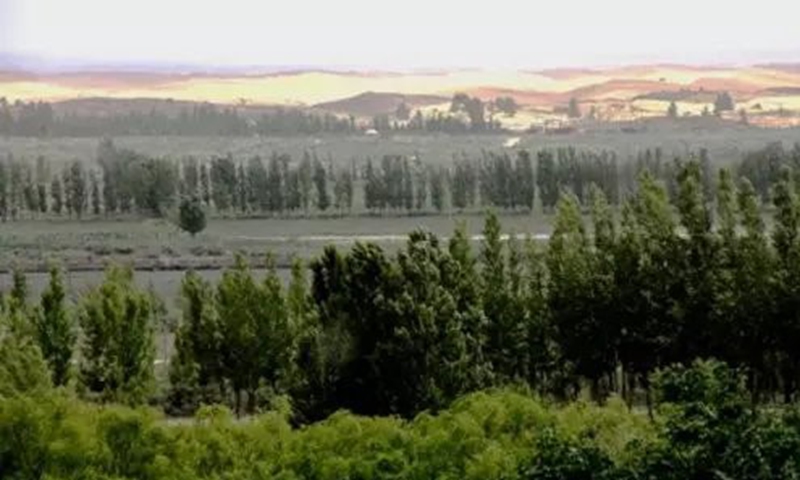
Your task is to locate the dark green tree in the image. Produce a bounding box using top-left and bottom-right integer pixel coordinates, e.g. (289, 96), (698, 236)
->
(246, 156), (268, 212)
(771, 167), (800, 400)
(168, 271), (222, 414)
(89, 170), (101, 215)
(67, 161), (86, 219)
(49, 176), (63, 215)
(267, 154), (285, 213)
(537, 150), (559, 211)
(481, 212), (528, 381)
(178, 196), (207, 237)
(299, 152), (314, 213)
(313, 158), (330, 212)
(430, 167), (445, 212)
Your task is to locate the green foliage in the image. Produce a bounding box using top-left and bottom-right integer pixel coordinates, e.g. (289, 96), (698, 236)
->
(211, 255), (295, 415)
(67, 160), (87, 218)
(482, 212), (527, 382)
(313, 157), (330, 211)
(168, 271), (220, 415)
(0, 319), (52, 399)
(78, 265), (156, 405)
(9, 267), (28, 311)
(177, 195), (207, 236)
(8, 362), (800, 480)
(642, 360), (800, 480)
(34, 265), (75, 387)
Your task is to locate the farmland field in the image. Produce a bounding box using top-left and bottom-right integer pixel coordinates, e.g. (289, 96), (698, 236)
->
(0, 210), (554, 364)
(3, 122), (800, 167)
(0, 211), (553, 290)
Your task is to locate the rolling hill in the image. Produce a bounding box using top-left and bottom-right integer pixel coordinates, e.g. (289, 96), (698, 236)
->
(3, 63), (800, 128)
(314, 91), (448, 117)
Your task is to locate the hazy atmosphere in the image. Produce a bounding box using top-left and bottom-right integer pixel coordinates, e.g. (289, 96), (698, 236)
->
(6, 2), (800, 479)
(3, 0), (800, 68)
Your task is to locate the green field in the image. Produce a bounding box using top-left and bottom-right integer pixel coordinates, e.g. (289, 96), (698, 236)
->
(2, 125), (798, 295)
(2, 122), (800, 166)
(0, 211), (553, 296)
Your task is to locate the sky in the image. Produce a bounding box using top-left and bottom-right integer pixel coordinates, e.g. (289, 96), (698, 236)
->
(2, 0), (800, 70)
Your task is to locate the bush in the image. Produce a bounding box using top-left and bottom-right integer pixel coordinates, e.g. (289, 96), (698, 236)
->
(4, 379), (800, 480)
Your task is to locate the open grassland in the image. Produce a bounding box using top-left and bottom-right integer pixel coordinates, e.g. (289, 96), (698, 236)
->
(0, 211), (553, 290)
(0, 211), (554, 363)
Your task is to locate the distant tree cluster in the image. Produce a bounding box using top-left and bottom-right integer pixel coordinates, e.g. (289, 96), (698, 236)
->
(737, 142), (800, 200)
(714, 91), (735, 115)
(1, 95), (512, 138)
(373, 93), (510, 134)
(493, 96), (519, 116)
(0, 98), (357, 137)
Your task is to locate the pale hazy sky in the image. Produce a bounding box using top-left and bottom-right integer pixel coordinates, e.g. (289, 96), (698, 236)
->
(2, 0), (799, 69)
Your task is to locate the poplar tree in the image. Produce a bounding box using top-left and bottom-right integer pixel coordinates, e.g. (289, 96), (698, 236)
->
(313, 158), (329, 212)
(79, 266), (156, 405)
(34, 265), (75, 387)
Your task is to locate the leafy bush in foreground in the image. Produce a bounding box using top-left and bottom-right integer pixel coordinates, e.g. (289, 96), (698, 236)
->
(5, 362), (800, 480)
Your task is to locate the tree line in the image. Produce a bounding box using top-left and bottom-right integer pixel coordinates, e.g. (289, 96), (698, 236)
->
(0, 144), (620, 220)
(0, 98), (358, 137)
(8, 139), (792, 221)
(6, 161), (800, 421)
(0, 94), (519, 138)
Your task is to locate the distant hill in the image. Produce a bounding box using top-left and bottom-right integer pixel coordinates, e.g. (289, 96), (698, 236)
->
(315, 92), (448, 117)
(4, 63), (800, 128)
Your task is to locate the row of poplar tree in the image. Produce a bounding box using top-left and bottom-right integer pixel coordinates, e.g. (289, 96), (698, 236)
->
(7, 139), (791, 221)
(8, 159), (800, 420)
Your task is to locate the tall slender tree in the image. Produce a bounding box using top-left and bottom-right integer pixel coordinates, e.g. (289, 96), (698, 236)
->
(34, 265), (75, 387)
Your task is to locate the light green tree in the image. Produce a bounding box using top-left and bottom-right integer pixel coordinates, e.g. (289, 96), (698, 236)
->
(34, 265), (75, 387)
(79, 265), (156, 405)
